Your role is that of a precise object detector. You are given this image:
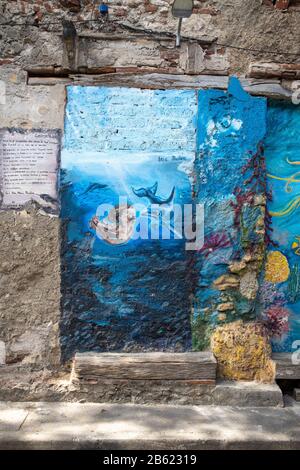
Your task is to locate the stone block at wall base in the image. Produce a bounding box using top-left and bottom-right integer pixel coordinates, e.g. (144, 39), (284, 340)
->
(293, 389), (300, 401)
(0, 364), (283, 407)
(211, 320), (275, 383)
(213, 380), (283, 407)
(72, 378), (283, 407)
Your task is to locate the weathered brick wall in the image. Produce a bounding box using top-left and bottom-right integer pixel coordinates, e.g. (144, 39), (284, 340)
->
(1, 0), (300, 74)
(0, 0), (300, 373)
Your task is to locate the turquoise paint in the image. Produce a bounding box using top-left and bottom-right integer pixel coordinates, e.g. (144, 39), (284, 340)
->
(263, 101), (300, 352)
(193, 78), (267, 346)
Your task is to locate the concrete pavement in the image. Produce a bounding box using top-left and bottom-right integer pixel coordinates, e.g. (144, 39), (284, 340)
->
(0, 397), (300, 450)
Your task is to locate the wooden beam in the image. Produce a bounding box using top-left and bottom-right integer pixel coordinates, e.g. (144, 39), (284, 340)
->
(77, 32), (215, 47)
(74, 352), (217, 382)
(25, 66), (70, 76)
(249, 62), (300, 80)
(27, 77), (72, 86)
(69, 73), (292, 98)
(27, 72), (292, 99)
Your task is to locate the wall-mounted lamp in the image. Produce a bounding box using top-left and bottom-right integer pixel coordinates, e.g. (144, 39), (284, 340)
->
(172, 0), (194, 47)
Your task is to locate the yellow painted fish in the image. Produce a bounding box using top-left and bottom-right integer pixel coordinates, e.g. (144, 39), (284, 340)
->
(287, 157), (300, 165)
(291, 236), (300, 256)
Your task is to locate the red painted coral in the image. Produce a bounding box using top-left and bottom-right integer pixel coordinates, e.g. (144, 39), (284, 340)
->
(263, 305), (290, 338)
(199, 232), (231, 257)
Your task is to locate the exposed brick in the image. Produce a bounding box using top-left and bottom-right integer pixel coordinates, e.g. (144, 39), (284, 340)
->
(160, 49), (180, 66)
(44, 2), (54, 13)
(20, 1), (26, 14)
(115, 66), (179, 74)
(0, 59), (14, 66)
(274, 0), (290, 10)
(160, 50), (180, 61)
(114, 8), (128, 17)
(59, 0), (81, 13)
(144, 1), (159, 13)
(215, 46), (226, 55)
(115, 67), (143, 73)
(34, 11), (44, 22)
(84, 66), (116, 74)
(193, 7), (219, 15)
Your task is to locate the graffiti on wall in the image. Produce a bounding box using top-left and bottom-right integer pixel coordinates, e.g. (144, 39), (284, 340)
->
(61, 86), (198, 358)
(263, 102), (300, 352)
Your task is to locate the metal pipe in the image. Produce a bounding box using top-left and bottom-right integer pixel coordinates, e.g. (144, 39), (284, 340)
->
(176, 18), (182, 47)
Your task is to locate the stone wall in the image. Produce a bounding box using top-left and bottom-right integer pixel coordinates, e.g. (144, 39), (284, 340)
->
(0, 0), (300, 375)
(2, 1), (300, 76)
(0, 206), (61, 366)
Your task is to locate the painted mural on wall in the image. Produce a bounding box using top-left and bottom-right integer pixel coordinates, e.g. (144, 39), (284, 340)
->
(262, 101), (300, 352)
(61, 79), (270, 358)
(192, 78), (267, 350)
(61, 86), (198, 358)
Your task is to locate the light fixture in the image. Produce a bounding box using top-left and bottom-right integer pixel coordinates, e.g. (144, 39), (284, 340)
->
(172, 0), (194, 47)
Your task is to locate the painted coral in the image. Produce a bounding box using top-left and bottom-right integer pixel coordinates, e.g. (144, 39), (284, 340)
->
(259, 281), (286, 307)
(231, 144), (276, 246)
(265, 250), (290, 283)
(199, 232), (231, 257)
(263, 305), (290, 338)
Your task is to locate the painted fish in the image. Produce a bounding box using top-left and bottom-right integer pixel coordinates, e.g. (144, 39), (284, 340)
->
(287, 157), (300, 165)
(291, 236), (300, 256)
(132, 182), (175, 205)
(81, 182), (107, 195)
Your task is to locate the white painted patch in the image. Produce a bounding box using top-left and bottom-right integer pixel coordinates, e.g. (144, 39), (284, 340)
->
(232, 119), (243, 130)
(206, 120), (218, 148)
(206, 119), (216, 135)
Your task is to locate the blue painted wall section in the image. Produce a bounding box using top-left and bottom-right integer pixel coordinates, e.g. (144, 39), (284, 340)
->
(262, 101), (300, 352)
(61, 80), (300, 358)
(61, 87), (198, 358)
(192, 78), (267, 349)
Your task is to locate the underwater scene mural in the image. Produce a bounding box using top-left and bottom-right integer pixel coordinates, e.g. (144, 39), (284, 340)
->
(60, 86), (198, 359)
(263, 101), (300, 352)
(60, 80), (299, 358)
